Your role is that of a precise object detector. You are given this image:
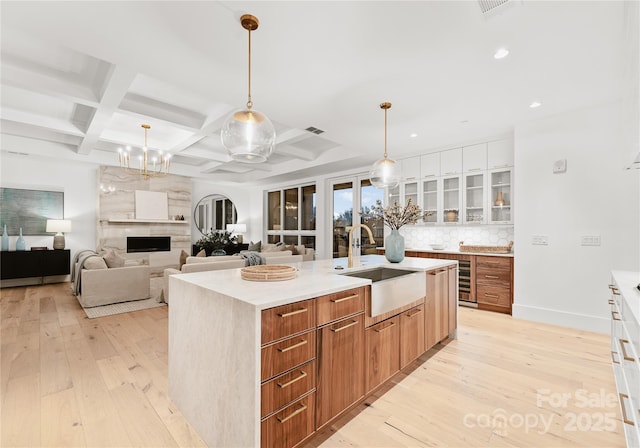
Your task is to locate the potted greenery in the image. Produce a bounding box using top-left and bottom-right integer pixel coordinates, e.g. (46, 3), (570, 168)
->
(195, 229), (238, 256)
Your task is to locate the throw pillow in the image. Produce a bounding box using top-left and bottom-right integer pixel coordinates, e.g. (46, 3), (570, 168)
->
(275, 241), (285, 247)
(248, 240), (262, 252)
(261, 243), (280, 252)
(284, 244), (299, 255)
(179, 249), (188, 269)
(84, 256), (108, 270)
(103, 249), (125, 268)
(196, 249), (206, 257)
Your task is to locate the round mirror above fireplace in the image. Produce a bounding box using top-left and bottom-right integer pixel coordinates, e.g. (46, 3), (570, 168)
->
(194, 194), (237, 235)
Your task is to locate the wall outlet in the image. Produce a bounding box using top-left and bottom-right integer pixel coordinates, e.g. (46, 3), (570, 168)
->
(532, 235), (549, 245)
(581, 235), (601, 246)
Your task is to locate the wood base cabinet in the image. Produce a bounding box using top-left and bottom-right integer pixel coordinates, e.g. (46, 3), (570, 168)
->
(316, 314), (365, 428)
(400, 304), (425, 369)
(476, 256), (513, 314)
(365, 317), (400, 393)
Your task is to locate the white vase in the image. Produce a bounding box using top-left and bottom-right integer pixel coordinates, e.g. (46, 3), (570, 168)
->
(16, 227), (25, 251)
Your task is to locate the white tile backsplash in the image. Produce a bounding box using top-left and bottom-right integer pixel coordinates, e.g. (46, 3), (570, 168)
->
(400, 225), (514, 251)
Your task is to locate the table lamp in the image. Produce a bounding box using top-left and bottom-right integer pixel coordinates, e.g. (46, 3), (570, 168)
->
(46, 219), (71, 250)
(227, 223), (247, 244)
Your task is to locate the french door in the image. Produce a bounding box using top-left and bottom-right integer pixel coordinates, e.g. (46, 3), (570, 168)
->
(330, 175), (384, 259)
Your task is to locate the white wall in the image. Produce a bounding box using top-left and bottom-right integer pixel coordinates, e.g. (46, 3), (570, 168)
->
(0, 154), (97, 260)
(513, 101), (640, 333)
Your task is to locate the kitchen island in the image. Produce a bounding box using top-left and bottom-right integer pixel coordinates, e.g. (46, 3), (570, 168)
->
(168, 255), (457, 448)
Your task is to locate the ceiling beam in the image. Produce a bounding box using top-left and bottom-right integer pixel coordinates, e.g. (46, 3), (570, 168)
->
(76, 65), (138, 155)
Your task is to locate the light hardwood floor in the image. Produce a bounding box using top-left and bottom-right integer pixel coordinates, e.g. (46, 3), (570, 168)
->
(1, 283), (625, 448)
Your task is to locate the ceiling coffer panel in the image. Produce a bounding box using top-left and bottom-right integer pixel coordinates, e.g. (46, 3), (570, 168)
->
(477, 0), (511, 14)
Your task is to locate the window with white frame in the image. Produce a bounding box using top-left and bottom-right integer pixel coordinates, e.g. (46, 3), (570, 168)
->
(266, 184), (316, 249)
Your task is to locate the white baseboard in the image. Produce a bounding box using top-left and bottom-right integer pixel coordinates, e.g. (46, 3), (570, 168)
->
(512, 303), (610, 335)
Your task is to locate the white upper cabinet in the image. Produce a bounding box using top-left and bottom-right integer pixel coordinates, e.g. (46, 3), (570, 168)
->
(462, 143), (487, 173)
(420, 152), (440, 178)
(440, 148), (462, 175)
(401, 156), (421, 181)
(487, 139), (514, 168)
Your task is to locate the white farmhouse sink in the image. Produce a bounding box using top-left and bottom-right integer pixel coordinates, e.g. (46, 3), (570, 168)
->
(340, 267), (426, 317)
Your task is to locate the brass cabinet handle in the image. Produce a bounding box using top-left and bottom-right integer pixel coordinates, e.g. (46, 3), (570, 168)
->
(278, 308), (308, 318)
(277, 371), (308, 389)
(612, 311), (621, 321)
(619, 394), (635, 426)
(277, 339), (308, 353)
(277, 403), (307, 423)
(611, 351), (620, 364)
(612, 290), (620, 295)
(331, 320), (358, 333)
(331, 294), (359, 304)
(484, 293), (500, 298)
(406, 308), (423, 318)
(374, 321), (396, 333)
(608, 299), (615, 305)
(484, 275), (500, 279)
(429, 270), (447, 277)
(619, 339), (635, 362)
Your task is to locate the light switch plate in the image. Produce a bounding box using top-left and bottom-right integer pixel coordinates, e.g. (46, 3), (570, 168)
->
(553, 159), (567, 173)
(532, 235), (549, 245)
(581, 235), (601, 246)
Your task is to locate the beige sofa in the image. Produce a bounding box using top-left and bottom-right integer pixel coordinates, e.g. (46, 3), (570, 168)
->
(162, 252), (303, 303)
(77, 264), (151, 308)
(259, 243), (315, 261)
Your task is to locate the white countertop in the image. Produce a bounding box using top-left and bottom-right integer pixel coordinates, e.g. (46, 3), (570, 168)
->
(172, 255), (457, 310)
(612, 270), (640, 324)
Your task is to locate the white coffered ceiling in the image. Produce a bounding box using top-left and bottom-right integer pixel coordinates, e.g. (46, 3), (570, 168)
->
(0, 1), (627, 185)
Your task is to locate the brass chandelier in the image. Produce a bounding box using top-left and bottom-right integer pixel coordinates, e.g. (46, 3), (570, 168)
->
(118, 124), (171, 179)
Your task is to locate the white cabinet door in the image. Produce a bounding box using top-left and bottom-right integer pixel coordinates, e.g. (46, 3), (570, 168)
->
(463, 172), (486, 224)
(440, 148), (462, 176)
(420, 152), (440, 179)
(401, 157), (420, 181)
(488, 168), (513, 224)
(487, 139), (514, 168)
(462, 143), (487, 173)
(441, 175), (462, 224)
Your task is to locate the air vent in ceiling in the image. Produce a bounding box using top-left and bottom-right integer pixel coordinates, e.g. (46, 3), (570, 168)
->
(305, 126), (325, 135)
(477, 0), (511, 14)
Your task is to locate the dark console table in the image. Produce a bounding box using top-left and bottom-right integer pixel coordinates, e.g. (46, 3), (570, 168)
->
(192, 244), (249, 256)
(1, 249), (71, 283)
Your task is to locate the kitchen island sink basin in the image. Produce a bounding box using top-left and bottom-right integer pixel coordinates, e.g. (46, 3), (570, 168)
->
(340, 267), (426, 317)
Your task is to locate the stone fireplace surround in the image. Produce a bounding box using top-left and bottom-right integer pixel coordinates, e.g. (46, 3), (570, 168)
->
(97, 166), (191, 277)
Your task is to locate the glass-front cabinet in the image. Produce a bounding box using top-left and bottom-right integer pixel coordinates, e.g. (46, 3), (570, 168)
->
(442, 176), (461, 224)
(489, 169), (512, 224)
(464, 173), (486, 224)
(422, 179), (438, 223)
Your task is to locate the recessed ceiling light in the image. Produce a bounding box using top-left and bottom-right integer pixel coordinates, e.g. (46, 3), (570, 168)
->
(460, 120), (469, 124)
(410, 133), (418, 138)
(494, 48), (509, 59)
(529, 101), (542, 108)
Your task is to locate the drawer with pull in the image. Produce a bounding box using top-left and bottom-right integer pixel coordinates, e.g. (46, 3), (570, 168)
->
(476, 285), (511, 307)
(316, 287), (365, 325)
(261, 360), (316, 418)
(262, 299), (316, 345)
(261, 392), (315, 448)
(261, 330), (316, 381)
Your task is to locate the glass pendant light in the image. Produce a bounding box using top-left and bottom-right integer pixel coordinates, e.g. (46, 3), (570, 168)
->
(221, 14), (275, 163)
(370, 102), (401, 189)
